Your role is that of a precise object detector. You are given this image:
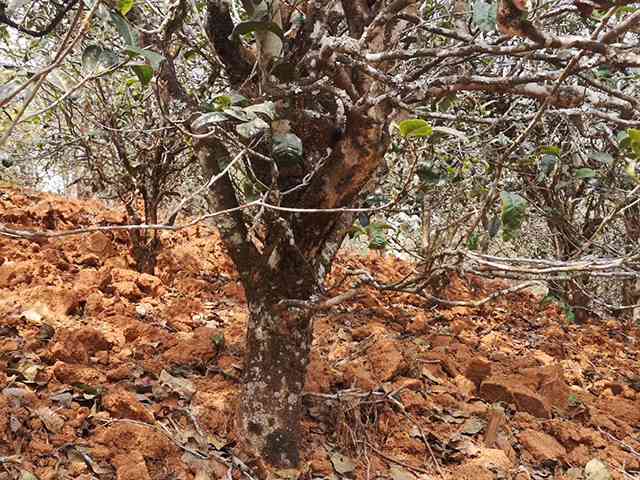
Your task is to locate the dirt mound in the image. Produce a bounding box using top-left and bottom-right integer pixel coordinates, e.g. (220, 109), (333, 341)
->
(0, 188), (639, 479)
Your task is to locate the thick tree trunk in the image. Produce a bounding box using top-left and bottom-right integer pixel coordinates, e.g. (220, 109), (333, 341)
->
(130, 235), (160, 274)
(234, 217), (319, 472)
(238, 293), (314, 471)
(197, 135), (321, 472)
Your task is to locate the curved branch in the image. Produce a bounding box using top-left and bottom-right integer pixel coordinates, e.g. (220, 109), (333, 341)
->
(205, 0), (253, 86)
(0, 0), (79, 37)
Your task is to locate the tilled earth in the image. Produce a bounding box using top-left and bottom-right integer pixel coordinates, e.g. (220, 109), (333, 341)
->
(0, 186), (639, 480)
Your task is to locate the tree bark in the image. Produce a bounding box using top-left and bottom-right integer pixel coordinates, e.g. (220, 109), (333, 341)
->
(130, 235), (160, 274)
(234, 212), (319, 471)
(239, 285), (315, 471)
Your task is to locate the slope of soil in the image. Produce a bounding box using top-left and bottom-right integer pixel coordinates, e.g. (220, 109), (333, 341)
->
(0, 186), (639, 480)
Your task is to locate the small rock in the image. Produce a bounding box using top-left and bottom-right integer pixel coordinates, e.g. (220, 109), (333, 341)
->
(85, 232), (116, 257)
(596, 396), (640, 425)
(391, 377), (423, 392)
(162, 327), (222, 366)
(518, 429), (566, 462)
(2, 387), (38, 407)
(453, 448), (512, 480)
(532, 350), (555, 366)
(343, 361), (377, 390)
(584, 459), (612, 480)
(511, 384), (552, 419)
(308, 455), (333, 477)
(84, 292), (105, 316)
(21, 309), (43, 323)
(305, 351), (335, 393)
(49, 328), (111, 364)
(451, 319), (470, 336)
(566, 467), (583, 480)
(480, 377), (551, 418)
(465, 357), (492, 389)
(137, 273), (164, 297)
(522, 364), (570, 412)
(52, 362), (107, 385)
(368, 335), (407, 382)
(479, 378), (512, 403)
(107, 365), (133, 382)
(112, 281), (143, 301)
(430, 334), (452, 348)
(103, 388), (155, 423)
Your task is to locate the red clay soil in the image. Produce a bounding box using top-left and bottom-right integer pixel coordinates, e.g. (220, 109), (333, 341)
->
(0, 186), (639, 480)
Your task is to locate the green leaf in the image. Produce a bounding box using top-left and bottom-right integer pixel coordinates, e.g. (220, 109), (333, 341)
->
(595, 66), (610, 79)
(81, 45), (119, 73)
(628, 128), (640, 143)
(183, 49), (198, 61)
(191, 112), (230, 131)
(588, 151), (614, 165)
(213, 95), (233, 110)
(417, 162), (445, 185)
(245, 101), (277, 120)
(349, 224), (368, 238)
(110, 11), (138, 46)
(628, 128), (640, 159)
(236, 117), (270, 138)
(222, 105), (252, 121)
(626, 161), (638, 181)
(240, 0), (264, 17)
(467, 232), (480, 251)
(272, 133), (303, 165)
(575, 168), (597, 178)
(398, 119), (433, 138)
(367, 223), (391, 250)
(541, 145), (561, 157)
(562, 303), (576, 323)
(213, 93), (248, 109)
(617, 130), (630, 149)
(0, 80), (18, 103)
(538, 154), (557, 177)
(231, 20), (284, 42)
(72, 383), (102, 396)
(500, 192), (527, 242)
(118, 0), (134, 15)
(473, 0), (497, 32)
(131, 64), (153, 88)
(540, 293), (558, 308)
(124, 46), (164, 71)
(212, 333), (225, 349)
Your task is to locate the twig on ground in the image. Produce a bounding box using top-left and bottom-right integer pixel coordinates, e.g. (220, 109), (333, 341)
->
(367, 442), (431, 475)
